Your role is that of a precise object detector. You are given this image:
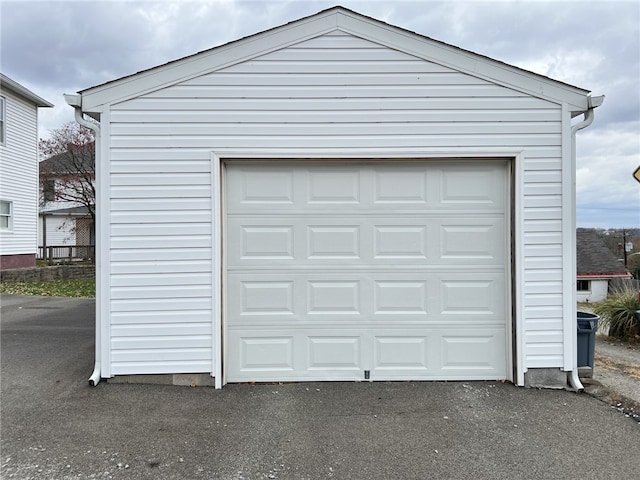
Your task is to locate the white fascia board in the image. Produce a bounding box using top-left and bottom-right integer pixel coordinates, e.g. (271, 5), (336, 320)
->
(212, 148), (525, 160)
(79, 13), (338, 112)
(335, 11), (591, 113)
(0, 73), (54, 107)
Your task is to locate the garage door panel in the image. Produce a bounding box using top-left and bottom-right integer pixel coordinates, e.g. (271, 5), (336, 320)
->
(228, 272), (504, 324)
(372, 165), (428, 205)
(371, 327), (506, 379)
(374, 225), (427, 259)
(307, 167), (362, 204)
(231, 166), (295, 205)
(439, 219), (505, 261)
(227, 328), (506, 381)
(308, 225), (361, 259)
(374, 336), (429, 370)
(228, 329), (366, 382)
(439, 274), (505, 317)
(441, 330), (506, 373)
(239, 225), (294, 259)
(308, 337), (361, 370)
(226, 161), (508, 382)
(308, 280), (362, 314)
(238, 280), (294, 316)
(374, 280), (428, 314)
(237, 336), (295, 372)
(439, 164), (506, 208)
(227, 162), (506, 211)
(227, 216), (504, 267)
(229, 274), (364, 321)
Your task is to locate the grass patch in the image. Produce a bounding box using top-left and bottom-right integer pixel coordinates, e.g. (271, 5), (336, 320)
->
(0, 279), (95, 298)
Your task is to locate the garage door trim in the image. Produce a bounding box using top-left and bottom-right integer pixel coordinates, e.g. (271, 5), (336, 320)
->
(214, 153), (517, 386)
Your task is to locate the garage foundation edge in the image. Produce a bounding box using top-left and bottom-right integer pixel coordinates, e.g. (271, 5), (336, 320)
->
(524, 368), (568, 389)
(107, 374), (216, 387)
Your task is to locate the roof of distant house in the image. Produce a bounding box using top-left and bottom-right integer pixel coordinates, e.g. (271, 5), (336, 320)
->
(41, 206), (91, 216)
(577, 228), (631, 278)
(39, 143), (95, 174)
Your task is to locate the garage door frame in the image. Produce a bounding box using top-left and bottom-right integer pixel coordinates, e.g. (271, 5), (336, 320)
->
(211, 151), (523, 388)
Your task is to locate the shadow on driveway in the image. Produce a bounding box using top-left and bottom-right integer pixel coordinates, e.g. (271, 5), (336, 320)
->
(2, 294), (638, 480)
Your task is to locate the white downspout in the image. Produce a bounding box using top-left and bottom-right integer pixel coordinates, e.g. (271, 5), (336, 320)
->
(567, 95), (604, 392)
(65, 94), (102, 386)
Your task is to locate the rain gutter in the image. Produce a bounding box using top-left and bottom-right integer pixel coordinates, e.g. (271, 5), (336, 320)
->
(567, 94), (604, 392)
(64, 94), (102, 387)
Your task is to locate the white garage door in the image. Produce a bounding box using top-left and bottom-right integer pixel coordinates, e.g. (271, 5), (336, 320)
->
(225, 160), (509, 382)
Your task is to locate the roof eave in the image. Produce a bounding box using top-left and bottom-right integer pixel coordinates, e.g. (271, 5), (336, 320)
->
(0, 73), (54, 107)
(333, 8), (591, 112)
(577, 273), (632, 279)
(77, 9), (340, 112)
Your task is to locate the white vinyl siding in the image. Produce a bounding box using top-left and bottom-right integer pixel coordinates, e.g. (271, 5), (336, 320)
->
(37, 215), (76, 246)
(107, 151), (214, 375)
(0, 89), (38, 256)
(106, 31), (565, 377)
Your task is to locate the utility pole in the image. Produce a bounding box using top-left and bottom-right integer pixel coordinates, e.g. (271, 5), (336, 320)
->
(623, 229), (628, 269)
(617, 229), (630, 268)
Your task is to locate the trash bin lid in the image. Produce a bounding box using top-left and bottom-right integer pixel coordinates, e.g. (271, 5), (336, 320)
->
(577, 311), (599, 321)
(577, 319), (597, 331)
(577, 311), (599, 332)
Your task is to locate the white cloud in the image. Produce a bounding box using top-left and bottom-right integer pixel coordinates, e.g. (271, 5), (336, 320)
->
(517, 49), (605, 89)
(576, 125), (640, 228)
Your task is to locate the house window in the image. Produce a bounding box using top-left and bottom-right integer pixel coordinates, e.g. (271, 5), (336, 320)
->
(0, 200), (11, 229)
(577, 280), (590, 292)
(0, 96), (5, 144)
(43, 179), (55, 201)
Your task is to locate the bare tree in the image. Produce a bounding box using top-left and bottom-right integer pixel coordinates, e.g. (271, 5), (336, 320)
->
(39, 121), (96, 224)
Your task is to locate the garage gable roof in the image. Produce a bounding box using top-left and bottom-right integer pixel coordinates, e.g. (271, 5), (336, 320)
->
(75, 6), (591, 114)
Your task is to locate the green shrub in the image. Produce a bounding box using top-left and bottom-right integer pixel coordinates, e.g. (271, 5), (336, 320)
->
(594, 286), (640, 339)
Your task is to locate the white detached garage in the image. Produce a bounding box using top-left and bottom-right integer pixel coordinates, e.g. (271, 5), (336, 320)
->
(66, 7), (602, 389)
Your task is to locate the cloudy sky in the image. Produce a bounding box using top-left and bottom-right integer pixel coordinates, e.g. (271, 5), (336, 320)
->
(2, 0), (638, 228)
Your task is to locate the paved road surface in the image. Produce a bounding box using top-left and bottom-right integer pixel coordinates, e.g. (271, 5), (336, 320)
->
(2, 294), (639, 480)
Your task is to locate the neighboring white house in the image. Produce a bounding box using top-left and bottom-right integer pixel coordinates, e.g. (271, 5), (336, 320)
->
(38, 207), (93, 246)
(66, 7), (603, 389)
(0, 73), (53, 270)
(576, 228), (631, 302)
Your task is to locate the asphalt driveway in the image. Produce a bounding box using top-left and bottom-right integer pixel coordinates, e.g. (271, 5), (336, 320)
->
(1, 294), (638, 480)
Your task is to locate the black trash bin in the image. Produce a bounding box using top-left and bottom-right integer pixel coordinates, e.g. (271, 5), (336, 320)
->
(577, 312), (599, 368)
